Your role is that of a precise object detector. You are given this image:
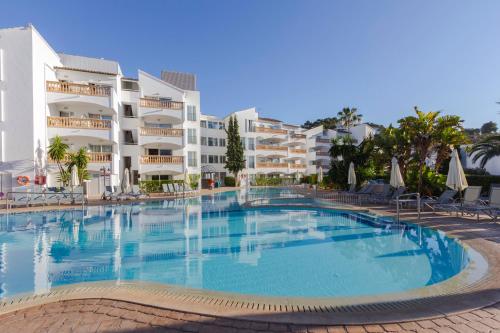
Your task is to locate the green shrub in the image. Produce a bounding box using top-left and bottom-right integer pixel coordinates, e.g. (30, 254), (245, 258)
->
(466, 175), (500, 194)
(254, 177), (283, 186)
(406, 166), (446, 196)
(139, 180), (184, 193)
(188, 174), (200, 190)
(224, 176), (235, 187)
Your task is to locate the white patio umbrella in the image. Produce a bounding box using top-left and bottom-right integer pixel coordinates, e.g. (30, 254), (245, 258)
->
(70, 166), (80, 188)
(390, 157), (405, 188)
(121, 168), (131, 193)
(348, 162), (356, 190)
(446, 148), (468, 192)
(317, 166), (323, 184)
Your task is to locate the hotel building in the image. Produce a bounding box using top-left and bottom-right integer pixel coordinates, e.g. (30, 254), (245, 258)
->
(0, 24), (375, 196)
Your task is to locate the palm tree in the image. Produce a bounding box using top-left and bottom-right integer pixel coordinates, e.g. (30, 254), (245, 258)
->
(469, 134), (500, 168)
(66, 147), (90, 183)
(399, 107), (440, 194)
(47, 136), (69, 186)
(433, 115), (468, 171)
(337, 107), (362, 131)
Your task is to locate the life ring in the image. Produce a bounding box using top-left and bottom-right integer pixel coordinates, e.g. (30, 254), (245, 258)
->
(17, 175), (30, 186)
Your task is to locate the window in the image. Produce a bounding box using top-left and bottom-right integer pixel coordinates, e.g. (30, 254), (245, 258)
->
(121, 80), (139, 91)
(201, 136), (207, 145)
(187, 128), (197, 144)
(89, 144), (112, 153)
(208, 155), (218, 164)
(208, 137), (218, 146)
(187, 105), (197, 121)
(208, 121), (217, 129)
(248, 155), (255, 168)
(247, 138), (255, 150)
(240, 137), (246, 150)
(59, 111), (73, 117)
(188, 151), (197, 167)
(220, 155), (226, 164)
(123, 104), (135, 117)
(219, 122), (225, 130)
(148, 148), (171, 155)
(201, 155), (207, 163)
(145, 122), (171, 128)
(200, 120), (207, 128)
(219, 138), (226, 147)
(152, 175), (171, 181)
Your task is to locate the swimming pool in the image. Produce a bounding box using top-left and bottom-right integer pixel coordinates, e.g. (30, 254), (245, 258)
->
(0, 189), (482, 299)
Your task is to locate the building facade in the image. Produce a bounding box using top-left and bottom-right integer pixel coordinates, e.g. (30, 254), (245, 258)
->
(0, 24), (376, 195)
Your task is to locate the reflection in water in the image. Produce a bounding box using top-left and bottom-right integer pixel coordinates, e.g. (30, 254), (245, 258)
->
(0, 189), (470, 298)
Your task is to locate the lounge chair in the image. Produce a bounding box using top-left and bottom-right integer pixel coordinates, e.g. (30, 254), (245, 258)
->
(387, 187), (407, 205)
(369, 184), (393, 203)
(434, 186), (482, 217)
(479, 187), (500, 221)
(420, 189), (457, 210)
(162, 183), (176, 197)
(130, 185), (149, 199)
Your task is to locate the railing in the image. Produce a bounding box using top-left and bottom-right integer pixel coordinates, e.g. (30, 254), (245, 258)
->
(140, 127), (183, 137)
(256, 145), (288, 151)
(47, 116), (112, 130)
(46, 81), (111, 96)
(139, 98), (184, 110)
(316, 151), (329, 156)
(140, 155), (184, 164)
(289, 164), (307, 169)
(291, 134), (306, 139)
(48, 152), (112, 164)
(395, 193), (421, 222)
(290, 148), (306, 154)
(316, 138), (331, 144)
(255, 127), (287, 134)
(256, 162), (288, 168)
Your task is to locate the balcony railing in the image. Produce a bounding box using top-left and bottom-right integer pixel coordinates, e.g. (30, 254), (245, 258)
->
(46, 81), (111, 96)
(140, 127), (183, 137)
(289, 164), (307, 169)
(290, 148), (306, 154)
(291, 134), (306, 139)
(256, 144), (288, 151)
(47, 116), (111, 130)
(255, 127), (287, 134)
(49, 152), (112, 164)
(316, 151), (330, 156)
(256, 162), (288, 168)
(139, 98), (184, 110)
(140, 155), (184, 164)
(316, 138), (331, 144)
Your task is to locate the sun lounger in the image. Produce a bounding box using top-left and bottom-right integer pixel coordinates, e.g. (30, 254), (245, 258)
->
(434, 186), (482, 218)
(130, 185), (149, 199)
(369, 184), (393, 203)
(475, 187), (500, 221)
(420, 189), (457, 210)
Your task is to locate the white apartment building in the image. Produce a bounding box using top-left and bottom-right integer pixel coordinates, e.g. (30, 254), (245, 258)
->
(0, 25), (200, 196)
(200, 107), (375, 185)
(0, 24), (376, 195)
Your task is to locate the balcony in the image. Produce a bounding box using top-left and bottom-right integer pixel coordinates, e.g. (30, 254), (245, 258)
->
(49, 152), (112, 164)
(139, 127), (183, 148)
(290, 148), (306, 154)
(316, 138), (331, 144)
(47, 116), (114, 142)
(138, 98), (184, 122)
(316, 151), (330, 157)
(46, 81), (117, 111)
(289, 163), (307, 169)
(255, 127), (287, 135)
(256, 145), (288, 151)
(256, 162), (288, 169)
(291, 133), (306, 139)
(139, 155), (184, 175)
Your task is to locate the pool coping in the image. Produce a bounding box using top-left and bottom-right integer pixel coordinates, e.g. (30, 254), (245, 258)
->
(0, 202), (499, 325)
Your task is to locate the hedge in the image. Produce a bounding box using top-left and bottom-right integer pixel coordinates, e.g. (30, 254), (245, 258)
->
(465, 175), (500, 194)
(139, 180), (184, 193)
(224, 176), (235, 187)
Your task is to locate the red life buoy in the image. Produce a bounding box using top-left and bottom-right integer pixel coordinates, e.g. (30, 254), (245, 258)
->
(17, 175), (30, 186)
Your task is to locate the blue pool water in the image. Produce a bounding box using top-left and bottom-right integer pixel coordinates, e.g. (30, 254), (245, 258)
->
(0, 189), (471, 299)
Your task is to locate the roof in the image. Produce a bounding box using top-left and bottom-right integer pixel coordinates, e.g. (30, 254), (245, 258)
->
(161, 70), (197, 91)
(58, 53), (122, 76)
(258, 117), (282, 124)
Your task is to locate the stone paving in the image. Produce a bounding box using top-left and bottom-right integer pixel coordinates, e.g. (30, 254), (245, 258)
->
(1, 298), (500, 333)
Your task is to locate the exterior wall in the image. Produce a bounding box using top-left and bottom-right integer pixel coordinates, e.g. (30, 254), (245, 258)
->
(464, 151), (500, 176)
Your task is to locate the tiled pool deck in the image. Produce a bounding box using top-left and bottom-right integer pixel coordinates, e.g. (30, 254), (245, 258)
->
(0, 196), (499, 332)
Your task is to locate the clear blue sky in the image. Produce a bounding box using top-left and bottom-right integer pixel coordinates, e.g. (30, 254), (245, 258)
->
(1, 0), (499, 128)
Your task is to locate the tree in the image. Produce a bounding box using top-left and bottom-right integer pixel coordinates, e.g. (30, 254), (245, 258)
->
(433, 115), (467, 172)
(224, 116), (245, 185)
(66, 147), (90, 183)
(302, 117), (339, 130)
(399, 107), (440, 194)
(47, 135), (69, 186)
(337, 107), (362, 131)
(372, 125), (412, 178)
(469, 134), (500, 168)
(480, 121), (498, 135)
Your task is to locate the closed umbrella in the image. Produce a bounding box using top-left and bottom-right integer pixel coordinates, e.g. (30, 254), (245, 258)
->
(317, 166), (323, 184)
(70, 166), (80, 187)
(121, 168), (131, 193)
(446, 149), (468, 192)
(348, 162), (356, 191)
(390, 157), (405, 188)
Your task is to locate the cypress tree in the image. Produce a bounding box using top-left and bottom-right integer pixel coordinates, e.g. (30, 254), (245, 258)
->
(224, 116), (245, 185)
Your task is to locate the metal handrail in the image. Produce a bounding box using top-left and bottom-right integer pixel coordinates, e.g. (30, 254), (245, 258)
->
(395, 192), (420, 223)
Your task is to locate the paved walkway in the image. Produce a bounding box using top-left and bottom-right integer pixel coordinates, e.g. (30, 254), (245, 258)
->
(1, 298), (500, 333)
